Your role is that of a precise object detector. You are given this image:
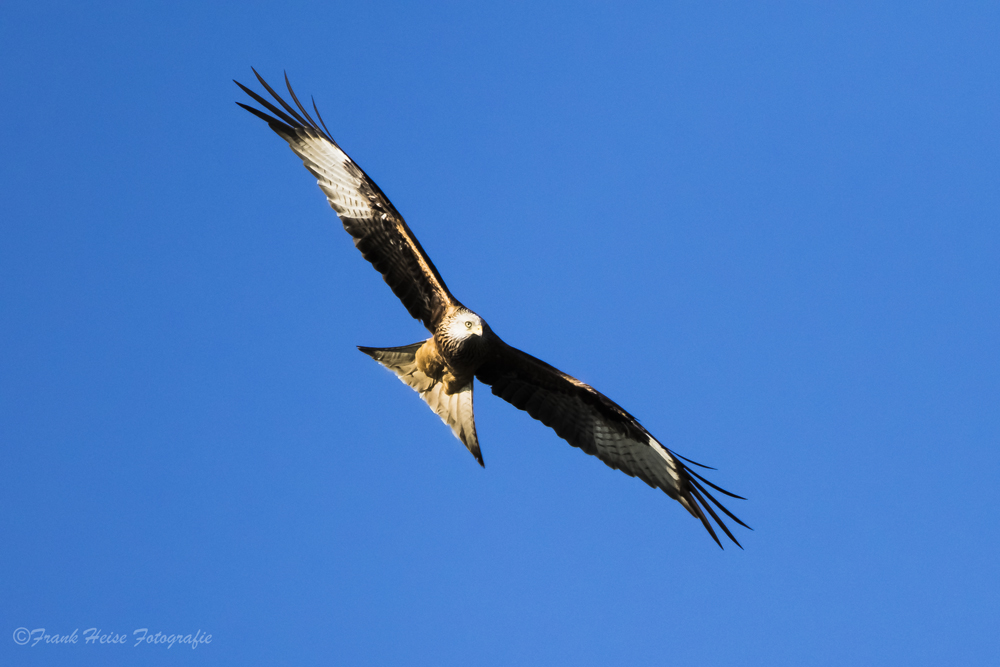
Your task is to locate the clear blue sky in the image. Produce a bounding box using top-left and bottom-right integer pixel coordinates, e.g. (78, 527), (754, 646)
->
(2, 1), (998, 665)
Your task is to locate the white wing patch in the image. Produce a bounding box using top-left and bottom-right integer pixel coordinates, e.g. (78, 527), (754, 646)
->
(588, 420), (689, 509)
(648, 437), (682, 483)
(282, 129), (377, 221)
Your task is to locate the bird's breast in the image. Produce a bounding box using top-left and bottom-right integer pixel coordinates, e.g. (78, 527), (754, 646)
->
(415, 337), (447, 379)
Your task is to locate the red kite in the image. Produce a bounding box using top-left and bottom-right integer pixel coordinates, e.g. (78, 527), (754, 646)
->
(237, 71), (749, 548)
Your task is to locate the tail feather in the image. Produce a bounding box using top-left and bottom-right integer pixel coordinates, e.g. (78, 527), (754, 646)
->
(359, 343), (483, 466)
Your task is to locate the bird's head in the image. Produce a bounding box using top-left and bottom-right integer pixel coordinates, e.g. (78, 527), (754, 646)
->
(448, 310), (484, 341)
(437, 307), (491, 363)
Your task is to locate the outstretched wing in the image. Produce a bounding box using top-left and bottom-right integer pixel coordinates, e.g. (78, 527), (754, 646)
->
(236, 70), (457, 332)
(475, 341), (749, 548)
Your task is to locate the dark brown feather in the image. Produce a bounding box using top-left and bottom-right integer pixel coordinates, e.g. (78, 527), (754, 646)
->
(476, 340), (748, 548)
(236, 73), (457, 331)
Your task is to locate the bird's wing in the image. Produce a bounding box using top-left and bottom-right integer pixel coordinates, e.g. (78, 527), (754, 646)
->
(236, 70), (458, 332)
(475, 341), (749, 548)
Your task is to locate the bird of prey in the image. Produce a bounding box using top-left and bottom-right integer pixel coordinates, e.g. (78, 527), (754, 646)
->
(236, 70), (749, 548)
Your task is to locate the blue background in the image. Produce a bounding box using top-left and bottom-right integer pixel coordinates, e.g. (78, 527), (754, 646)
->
(2, 1), (998, 664)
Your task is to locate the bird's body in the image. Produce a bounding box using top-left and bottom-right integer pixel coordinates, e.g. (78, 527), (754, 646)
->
(237, 70), (750, 548)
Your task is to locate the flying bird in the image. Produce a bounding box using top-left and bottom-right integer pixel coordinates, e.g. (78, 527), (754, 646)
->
(236, 70), (750, 548)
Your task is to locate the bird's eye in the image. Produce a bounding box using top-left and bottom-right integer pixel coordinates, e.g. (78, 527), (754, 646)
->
(465, 321), (473, 329)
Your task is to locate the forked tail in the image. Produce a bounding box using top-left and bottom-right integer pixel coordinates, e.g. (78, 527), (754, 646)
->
(359, 342), (483, 466)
